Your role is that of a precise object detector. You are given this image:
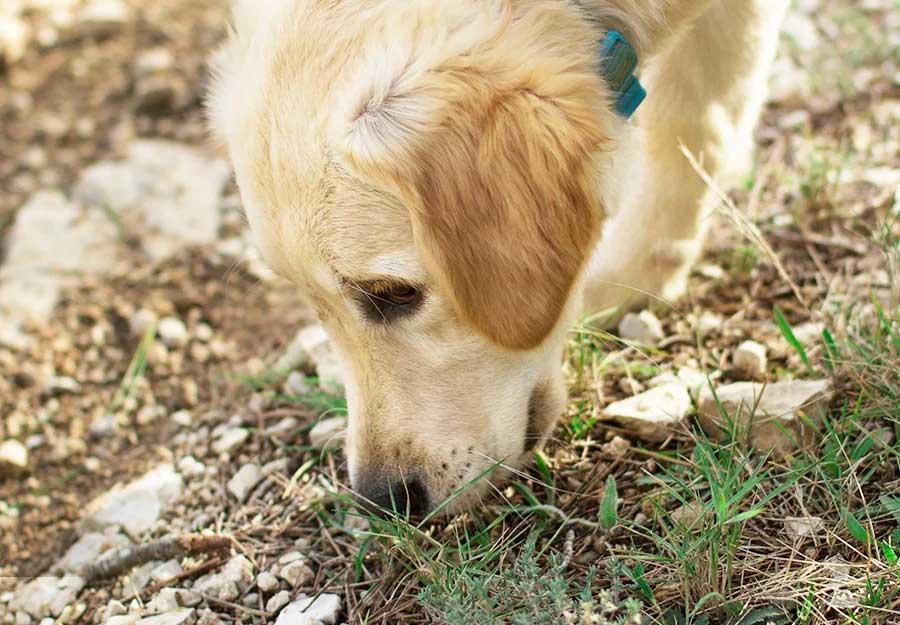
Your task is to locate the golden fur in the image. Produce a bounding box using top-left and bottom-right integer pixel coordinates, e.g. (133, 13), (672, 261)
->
(209, 0), (788, 513)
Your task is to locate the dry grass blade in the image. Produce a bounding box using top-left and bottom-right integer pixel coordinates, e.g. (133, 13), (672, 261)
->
(679, 143), (809, 310)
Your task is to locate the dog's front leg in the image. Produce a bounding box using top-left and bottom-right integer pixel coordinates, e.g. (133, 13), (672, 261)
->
(583, 0), (789, 318)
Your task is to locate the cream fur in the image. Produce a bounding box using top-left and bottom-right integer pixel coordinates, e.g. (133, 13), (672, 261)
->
(209, 0), (787, 513)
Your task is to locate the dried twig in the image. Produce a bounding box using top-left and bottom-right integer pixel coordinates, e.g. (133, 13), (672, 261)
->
(80, 534), (232, 583)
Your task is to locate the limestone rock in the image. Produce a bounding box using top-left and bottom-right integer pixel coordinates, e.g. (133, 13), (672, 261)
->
(602, 383), (691, 442)
(733, 341), (768, 378)
(227, 464), (264, 501)
(11, 575), (85, 618)
(274, 594), (342, 625)
(212, 428), (249, 455)
(74, 141), (229, 262)
(0, 439), (28, 470)
(308, 417), (347, 452)
(618, 311), (664, 346)
(54, 529), (131, 574)
(697, 379), (832, 452)
(81, 464), (183, 537)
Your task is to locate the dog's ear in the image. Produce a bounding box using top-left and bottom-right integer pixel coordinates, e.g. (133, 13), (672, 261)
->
(337, 38), (611, 349)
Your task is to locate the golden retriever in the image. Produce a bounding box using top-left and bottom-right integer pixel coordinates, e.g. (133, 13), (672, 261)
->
(209, 0), (788, 515)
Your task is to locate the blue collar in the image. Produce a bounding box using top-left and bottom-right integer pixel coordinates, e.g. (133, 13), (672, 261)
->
(598, 31), (646, 119)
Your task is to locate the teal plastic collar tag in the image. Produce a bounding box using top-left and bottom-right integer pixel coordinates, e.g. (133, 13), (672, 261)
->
(599, 31), (646, 119)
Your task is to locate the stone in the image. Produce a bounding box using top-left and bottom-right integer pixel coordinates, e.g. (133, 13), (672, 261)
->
(0, 15), (29, 65)
(284, 371), (313, 397)
(11, 575), (85, 618)
(135, 610), (195, 625)
(212, 428), (249, 454)
(81, 464), (183, 537)
(308, 417), (347, 452)
(135, 74), (190, 115)
(227, 464), (264, 501)
(158, 317), (189, 348)
(275, 325), (344, 392)
(74, 141), (229, 262)
(266, 590), (291, 615)
(257, 571), (280, 593)
(0, 439), (28, 470)
(102, 600), (128, 621)
(601, 383), (691, 442)
(54, 530), (130, 574)
(618, 311), (664, 346)
(697, 379), (832, 453)
(130, 309), (159, 337)
(177, 456), (205, 477)
(266, 417), (300, 440)
(171, 410), (193, 427)
(104, 617), (140, 625)
(194, 556), (254, 602)
(733, 341), (768, 378)
(150, 560), (183, 583)
(0, 192), (120, 345)
(785, 516), (824, 540)
(135, 48), (175, 76)
(278, 559), (314, 587)
(76, 0), (130, 38)
(146, 588), (199, 613)
(274, 594), (342, 625)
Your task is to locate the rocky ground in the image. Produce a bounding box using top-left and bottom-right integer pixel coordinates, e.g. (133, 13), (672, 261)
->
(1, 1), (898, 625)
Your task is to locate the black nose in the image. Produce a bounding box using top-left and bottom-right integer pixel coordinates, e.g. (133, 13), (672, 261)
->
(355, 475), (431, 518)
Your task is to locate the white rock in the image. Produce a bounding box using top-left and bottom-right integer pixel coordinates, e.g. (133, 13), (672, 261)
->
(102, 600), (128, 621)
(158, 317), (188, 348)
(0, 15), (29, 65)
(135, 47), (174, 77)
(266, 590), (291, 614)
(135, 609), (195, 625)
(177, 456), (205, 478)
(0, 191), (120, 343)
(308, 417), (347, 452)
(692, 311), (723, 338)
(733, 341), (768, 378)
(212, 428), (249, 455)
(618, 311), (664, 346)
(104, 617), (140, 625)
(284, 371), (312, 397)
(11, 575), (85, 618)
(275, 325), (345, 392)
(76, 0), (130, 38)
(74, 141), (229, 262)
(130, 309), (158, 337)
(54, 530), (130, 574)
(150, 560), (183, 583)
(228, 464), (264, 501)
(791, 322), (824, 347)
(256, 571), (280, 593)
(81, 464), (183, 537)
(278, 559), (314, 587)
(0, 439), (28, 469)
(275, 594), (342, 625)
(697, 379), (832, 453)
(145, 588), (198, 614)
(171, 410), (192, 427)
(266, 417), (300, 440)
(194, 555), (255, 602)
(785, 516), (824, 540)
(602, 383), (691, 442)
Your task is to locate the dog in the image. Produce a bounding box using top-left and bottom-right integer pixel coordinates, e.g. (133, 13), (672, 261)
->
(209, 0), (788, 515)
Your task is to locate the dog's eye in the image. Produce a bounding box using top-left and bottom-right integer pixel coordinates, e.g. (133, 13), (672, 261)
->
(355, 280), (424, 323)
(369, 281), (420, 306)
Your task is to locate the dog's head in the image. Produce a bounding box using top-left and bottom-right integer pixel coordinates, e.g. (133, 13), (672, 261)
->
(210, 0), (618, 514)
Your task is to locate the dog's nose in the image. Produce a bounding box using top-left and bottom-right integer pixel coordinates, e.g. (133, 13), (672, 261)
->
(355, 475), (431, 518)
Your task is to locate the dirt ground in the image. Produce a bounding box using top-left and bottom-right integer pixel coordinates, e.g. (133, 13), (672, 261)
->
(1, 1), (898, 625)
